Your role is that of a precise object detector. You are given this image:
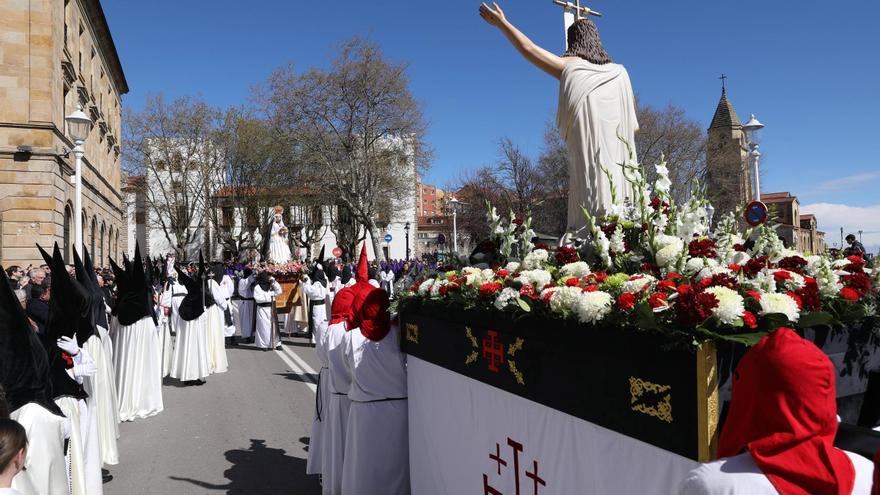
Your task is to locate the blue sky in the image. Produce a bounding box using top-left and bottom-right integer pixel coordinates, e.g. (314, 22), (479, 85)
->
(103, 0), (880, 250)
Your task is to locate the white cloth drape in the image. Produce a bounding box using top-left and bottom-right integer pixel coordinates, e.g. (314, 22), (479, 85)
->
(10, 403), (68, 495)
(557, 59), (639, 231)
(306, 314), (330, 476)
(84, 327), (120, 466)
(112, 316), (164, 422)
(205, 303), (228, 374)
(321, 321), (353, 494)
(170, 311), (211, 382)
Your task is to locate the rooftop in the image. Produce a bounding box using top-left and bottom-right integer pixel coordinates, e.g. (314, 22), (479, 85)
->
(708, 88), (741, 130)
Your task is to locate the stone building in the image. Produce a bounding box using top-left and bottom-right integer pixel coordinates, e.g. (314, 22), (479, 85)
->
(760, 192), (826, 253)
(0, 0), (127, 267)
(417, 181), (446, 217)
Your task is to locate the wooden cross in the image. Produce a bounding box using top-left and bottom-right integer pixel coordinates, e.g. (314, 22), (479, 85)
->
(552, 0), (602, 19)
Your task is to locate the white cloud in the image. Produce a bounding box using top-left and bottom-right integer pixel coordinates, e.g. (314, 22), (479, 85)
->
(800, 171), (880, 198)
(800, 202), (880, 253)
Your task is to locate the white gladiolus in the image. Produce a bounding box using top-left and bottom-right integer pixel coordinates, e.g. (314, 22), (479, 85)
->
(704, 286), (745, 325)
(610, 224), (626, 254)
(758, 292), (801, 322)
(519, 269), (552, 289)
(522, 249), (549, 270)
(655, 163), (672, 195)
(494, 287), (520, 310)
(575, 291), (614, 324)
(560, 261), (591, 279)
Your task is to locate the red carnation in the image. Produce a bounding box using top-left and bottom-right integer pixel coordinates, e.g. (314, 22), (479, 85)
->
(640, 262), (659, 273)
(733, 243), (747, 252)
(554, 246), (579, 265)
(542, 290), (555, 304)
(745, 290), (762, 301)
(742, 311), (758, 329)
(786, 291), (803, 310)
(700, 273), (739, 290)
(583, 285), (598, 292)
(533, 242), (550, 251)
(840, 287), (860, 301)
(675, 285), (719, 326)
(592, 272), (609, 283)
(728, 264), (742, 273)
(617, 292), (637, 310)
(688, 238), (718, 258)
(496, 269), (510, 278)
(841, 272), (871, 298)
(656, 279), (677, 292)
(519, 285), (538, 300)
(513, 217), (525, 227)
(648, 292), (668, 309)
(61, 351), (74, 368)
(565, 277), (580, 287)
(744, 256), (770, 277)
(666, 272), (682, 280)
(796, 277), (821, 312)
(773, 270), (792, 283)
(439, 285), (449, 296)
(778, 256), (808, 274)
(479, 282), (503, 297)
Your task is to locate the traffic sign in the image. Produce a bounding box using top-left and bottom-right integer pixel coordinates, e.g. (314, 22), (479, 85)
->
(332, 247), (343, 258)
(384, 234), (393, 243)
(745, 201), (768, 227)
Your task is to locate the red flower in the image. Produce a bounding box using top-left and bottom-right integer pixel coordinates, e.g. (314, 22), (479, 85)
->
(745, 290), (762, 301)
(542, 290), (555, 304)
(675, 285), (719, 326)
(592, 272), (609, 283)
(479, 282), (503, 297)
(519, 285), (538, 300)
(617, 292), (637, 310)
(583, 285), (598, 292)
(565, 277), (580, 287)
(648, 292), (668, 309)
(728, 264), (742, 272)
(640, 262), (659, 273)
(533, 242), (550, 251)
(778, 256), (808, 274)
(847, 255), (865, 266)
(786, 291), (803, 310)
(513, 217), (525, 226)
(773, 270), (792, 283)
(700, 273), (739, 290)
(733, 243), (747, 252)
(60, 351), (74, 368)
(447, 274), (458, 282)
(554, 246), (579, 265)
(656, 279), (677, 292)
(496, 269), (510, 278)
(688, 238), (718, 258)
(744, 256), (770, 277)
(600, 223), (618, 237)
(796, 277), (821, 312)
(742, 311), (758, 329)
(840, 287), (860, 301)
(666, 272), (682, 280)
(841, 272), (871, 297)
(439, 285), (449, 296)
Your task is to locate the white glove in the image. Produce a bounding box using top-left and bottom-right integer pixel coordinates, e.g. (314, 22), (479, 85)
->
(72, 362), (97, 378)
(57, 335), (80, 356)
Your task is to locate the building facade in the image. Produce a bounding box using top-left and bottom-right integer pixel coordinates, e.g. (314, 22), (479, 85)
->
(0, 0), (127, 267)
(761, 192), (826, 253)
(418, 181), (446, 217)
(705, 87), (751, 219)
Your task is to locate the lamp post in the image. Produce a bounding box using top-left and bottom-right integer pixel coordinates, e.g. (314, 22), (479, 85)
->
(448, 197), (460, 254)
(742, 114), (764, 202)
(65, 104), (92, 259)
(404, 222), (411, 260)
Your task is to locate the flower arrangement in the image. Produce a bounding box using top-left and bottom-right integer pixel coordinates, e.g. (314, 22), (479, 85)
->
(399, 156), (879, 346)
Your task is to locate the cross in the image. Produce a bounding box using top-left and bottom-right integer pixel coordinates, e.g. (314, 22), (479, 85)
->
(526, 460), (547, 495)
(482, 330), (505, 373)
(719, 73), (728, 92)
(489, 443), (507, 475)
(552, 0), (602, 19)
(507, 437), (524, 495)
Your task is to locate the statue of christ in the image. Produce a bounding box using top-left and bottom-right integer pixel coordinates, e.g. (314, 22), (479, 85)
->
(479, 2), (638, 232)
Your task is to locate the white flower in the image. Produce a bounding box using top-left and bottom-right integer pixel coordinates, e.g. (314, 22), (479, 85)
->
(655, 235), (684, 268)
(519, 269), (552, 289)
(758, 292), (801, 323)
(417, 279), (435, 296)
(696, 265), (733, 281)
(494, 287), (520, 310)
(609, 224), (626, 254)
(655, 163), (672, 195)
(623, 274), (656, 293)
(521, 249), (549, 270)
(685, 257), (719, 276)
(505, 262), (521, 272)
(462, 266), (491, 287)
(770, 269), (806, 290)
(704, 286), (745, 325)
(560, 261), (591, 279)
(575, 291), (613, 324)
(430, 279), (448, 297)
(548, 286), (583, 316)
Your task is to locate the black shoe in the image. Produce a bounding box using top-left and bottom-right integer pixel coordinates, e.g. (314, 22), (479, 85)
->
(102, 473), (113, 484)
(195, 379), (206, 386)
(275, 345), (282, 350)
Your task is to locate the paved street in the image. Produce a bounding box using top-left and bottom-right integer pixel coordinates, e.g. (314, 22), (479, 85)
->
(106, 336), (323, 494)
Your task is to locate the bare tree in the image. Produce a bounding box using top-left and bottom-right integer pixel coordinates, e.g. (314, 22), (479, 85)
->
(259, 37), (429, 260)
(124, 95), (226, 259)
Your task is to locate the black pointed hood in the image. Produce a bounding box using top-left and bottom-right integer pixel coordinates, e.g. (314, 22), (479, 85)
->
(35, 244), (89, 402)
(138, 247), (158, 326)
(175, 265), (205, 321)
(108, 256), (127, 317)
(212, 263), (225, 284)
(81, 247), (109, 331)
(340, 264), (352, 285)
(309, 246), (327, 287)
(69, 247), (98, 344)
(113, 243), (153, 326)
(0, 266), (64, 416)
(325, 260), (339, 282)
(199, 252), (215, 309)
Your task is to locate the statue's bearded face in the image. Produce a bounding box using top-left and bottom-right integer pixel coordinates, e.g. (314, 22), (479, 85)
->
(275, 215), (282, 222)
(563, 19), (612, 65)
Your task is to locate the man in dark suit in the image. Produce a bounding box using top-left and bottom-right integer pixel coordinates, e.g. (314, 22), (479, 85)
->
(25, 283), (50, 334)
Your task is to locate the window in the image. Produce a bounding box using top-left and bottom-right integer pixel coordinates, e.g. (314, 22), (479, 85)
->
(90, 218), (96, 258)
(63, 205), (72, 262)
(221, 206), (234, 229)
(100, 223), (105, 266)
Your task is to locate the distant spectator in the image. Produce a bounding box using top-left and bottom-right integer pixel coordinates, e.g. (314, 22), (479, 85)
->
(25, 284), (49, 335)
(844, 234), (866, 258)
(0, 418), (28, 493)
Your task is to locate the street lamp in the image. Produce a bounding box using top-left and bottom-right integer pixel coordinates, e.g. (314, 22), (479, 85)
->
(448, 197), (460, 253)
(742, 114), (764, 202)
(404, 222), (411, 260)
(65, 103), (92, 259)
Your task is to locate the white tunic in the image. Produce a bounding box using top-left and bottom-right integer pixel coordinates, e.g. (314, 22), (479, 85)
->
(379, 270), (396, 298)
(112, 315), (164, 422)
(205, 298), (228, 374)
(10, 403), (68, 495)
(322, 321), (353, 494)
(56, 347), (101, 495)
(83, 328), (120, 466)
(218, 275), (236, 338)
(157, 287), (176, 377)
(306, 316), (330, 476)
(557, 59), (639, 230)
(678, 451), (874, 495)
(269, 221), (292, 263)
(237, 276), (256, 339)
(342, 322), (409, 495)
(253, 281), (282, 349)
(170, 304), (210, 382)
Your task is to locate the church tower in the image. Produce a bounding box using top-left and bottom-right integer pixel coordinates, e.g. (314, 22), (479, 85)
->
(706, 86), (752, 218)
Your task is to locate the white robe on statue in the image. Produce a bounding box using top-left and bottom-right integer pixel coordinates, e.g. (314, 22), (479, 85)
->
(557, 59), (639, 231)
(205, 295), (228, 374)
(321, 321), (353, 494)
(342, 321), (409, 495)
(82, 331), (119, 466)
(10, 403), (69, 495)
(237, 276), (256, 339)
(268, 220), (292, 263)
(253, 281), (282, 349)
(678, 451), (874, 495)
(112, 315), (164, 421)
(306, 315), (329, 476)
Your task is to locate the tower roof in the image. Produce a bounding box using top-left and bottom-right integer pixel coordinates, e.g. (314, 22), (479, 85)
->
(709, 88), (742, 130)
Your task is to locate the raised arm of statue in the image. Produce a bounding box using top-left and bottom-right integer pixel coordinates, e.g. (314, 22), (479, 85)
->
(479, 2), (573, 79)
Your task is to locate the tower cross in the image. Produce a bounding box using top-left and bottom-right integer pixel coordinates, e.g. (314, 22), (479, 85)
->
(719, 73), (728, 92)
(552, 0), (602, 20)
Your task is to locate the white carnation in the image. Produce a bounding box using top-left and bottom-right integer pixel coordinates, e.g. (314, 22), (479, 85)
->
(704, 286), (745, 325)
(519, 269), (552, 289)
(430, 279), (448, 297)
(575, 291), (613, 324)
(758, 292), (801, 322)
(505, 262), (521, 272)
(494, 287), (520, 310)
(549, 286), (583, 316)
(697, 265), (733, 281)
(655, 236), (684, 267)
(417, 278), (435, 296)
(522, 249), (549, 270)
(623, 275), (656, 293)
(560, 261), (591, 279)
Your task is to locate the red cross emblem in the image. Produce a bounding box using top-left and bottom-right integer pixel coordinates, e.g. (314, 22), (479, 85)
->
(482, 436), (546, 495)
(482, 330), (505, 373)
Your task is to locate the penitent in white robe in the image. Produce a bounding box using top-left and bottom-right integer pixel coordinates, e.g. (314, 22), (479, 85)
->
(341, 322), (409, 495)
(205, 297), (228, 374)
(55, 347), (102, 495)
(215, 275), (236, 338)
(112, 315), (164, 422)
(83, 331), (120, 466)
(556, 59), (639, 231)
(237, 276), (256, 339)
(321, 321), (353, 494)
(253, 281), (282, 349)
(678, 451), (874, 495)
(11, 403), (69, 495)
(306, 312), (329, 476)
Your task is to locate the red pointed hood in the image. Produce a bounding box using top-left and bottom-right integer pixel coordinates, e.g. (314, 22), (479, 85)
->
(355, 242), (369, 283)
(329, 287), (357, 329)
